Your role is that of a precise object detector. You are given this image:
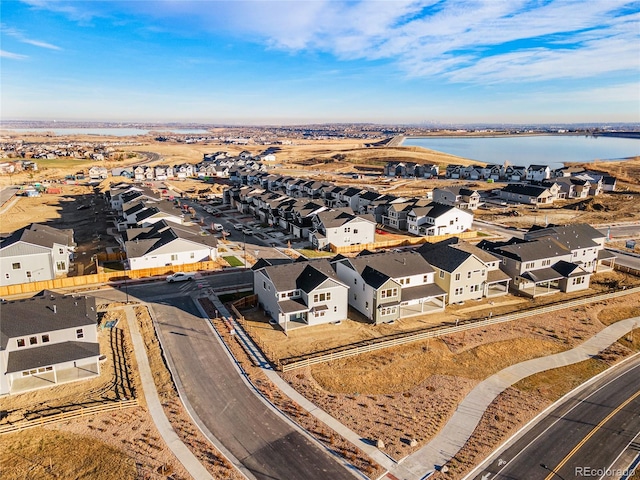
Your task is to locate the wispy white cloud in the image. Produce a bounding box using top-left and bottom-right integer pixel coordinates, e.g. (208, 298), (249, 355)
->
(1, 50), (28, 60)
(3, 24), (62, 50)
(20, 0), (640, 84)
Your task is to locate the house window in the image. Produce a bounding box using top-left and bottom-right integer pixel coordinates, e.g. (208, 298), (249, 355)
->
(30, 336), (38, 345)
(42, 334), (50, 343)
(59, 248), (64, 254)
(482, 269), (486, 276)
(354, 293), (357, 301)
(455, 273), (461, 281)
(524, 262), (535, 269)
(439, 271), (445, 279)
(313, 292), (331, 302)
(76, 329), (84, 339)
(17, 338), (25, 348)
(467, 271), (472, 279)
(5, 273), (8, 279)
(281, 293), (287, 299)
(354, 278), (358, 285)
(171, 254), (178, 261)
(380, 288), (398, 299)
(381, 306), (397, 316)
(263, 281), (266, 289)
(354, 229), (358, 234)
(345, 227), (351, 233)
(424, 275), (429, 283)
(316, 310), (325, 317)
(542, 259), (551, 266)
(12, 262), (20, 270)
(455, 287), (464, 295)
(56, 261), (66, 271)
(450, 220), (454, 225)
(190, 252), (195, 259)
(365, 301), (369, 309)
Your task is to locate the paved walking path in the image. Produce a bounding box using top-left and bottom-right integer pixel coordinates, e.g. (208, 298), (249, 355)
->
(393, 316), (640, 479)
(124, 306), (214, 480)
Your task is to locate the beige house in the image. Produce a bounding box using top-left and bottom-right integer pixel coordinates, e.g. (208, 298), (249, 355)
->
(418, 238), (510, 303)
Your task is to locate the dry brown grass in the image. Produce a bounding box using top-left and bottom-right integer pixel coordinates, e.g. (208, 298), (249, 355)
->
(598, 306), (640, 326)
(0, 428), (137, 480)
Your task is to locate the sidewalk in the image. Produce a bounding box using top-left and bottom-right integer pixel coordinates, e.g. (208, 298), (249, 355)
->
(393, 316), (640, 479)
(125, 306), (214, 480)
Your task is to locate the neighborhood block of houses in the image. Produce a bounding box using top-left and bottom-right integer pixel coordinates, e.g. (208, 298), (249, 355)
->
(0, 292), (100, 395)
(252, 222), (613, 328)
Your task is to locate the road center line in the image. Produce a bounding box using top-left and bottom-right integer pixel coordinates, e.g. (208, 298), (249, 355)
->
(544, 389), (640, 480)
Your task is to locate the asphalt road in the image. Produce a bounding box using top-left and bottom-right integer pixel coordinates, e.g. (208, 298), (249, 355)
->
(150, 295), (355, 480)
(609, 249), (640, 271)
(469, 355), (640, 480)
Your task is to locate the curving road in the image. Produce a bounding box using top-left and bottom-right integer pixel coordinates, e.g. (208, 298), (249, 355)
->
(149, 295), (355, 480)
(468, 355), (640, 480)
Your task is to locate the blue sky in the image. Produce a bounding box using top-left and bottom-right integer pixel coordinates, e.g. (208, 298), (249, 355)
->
(1, 0), (639, 124)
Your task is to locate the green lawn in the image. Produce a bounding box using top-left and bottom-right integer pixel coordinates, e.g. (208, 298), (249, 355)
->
(297, 248), (333, 258)
(223, 256), (244, 267)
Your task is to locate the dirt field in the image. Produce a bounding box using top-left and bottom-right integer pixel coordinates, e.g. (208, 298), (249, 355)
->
(0, 303), (241, 480)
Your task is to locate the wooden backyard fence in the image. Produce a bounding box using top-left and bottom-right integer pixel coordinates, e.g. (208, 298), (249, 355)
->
(0, 399), (138, 435)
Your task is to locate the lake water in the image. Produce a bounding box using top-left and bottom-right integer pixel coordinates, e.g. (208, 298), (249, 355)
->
(402, 135), (640, 168)
(1, 127), (211, 137)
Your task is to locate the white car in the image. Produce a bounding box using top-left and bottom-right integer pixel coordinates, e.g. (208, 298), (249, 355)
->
(166, 272), (195, 283)
(233, 223), (244, 231)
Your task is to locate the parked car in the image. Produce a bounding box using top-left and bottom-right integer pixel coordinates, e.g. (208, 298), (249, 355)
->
(242, 227), (253, 235)
(234, 223), (243, 230)
(166, 272), (195, 283)
(212, 223), (224, 231)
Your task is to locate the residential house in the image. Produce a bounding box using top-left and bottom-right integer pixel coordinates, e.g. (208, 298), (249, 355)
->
(432, 186), (481, 210)
(445, 164), (464, 179)
(499, 184), (554, 205)
(478, 237), (592, 297)
(253, 259), (349, 329)
(0, 292), (100, 395)
(382, 198), (429, 231)
(310, 208), (376, 249)
(407, 202), (474, 236)
(523, 223), (613, 273)
(417, 237), (510, 303)
(0, 224), (75, 286)
(88, 166), (108, 180)
(124, 220), (218, 270)
(503, 165), (527, 182)
(526, 165), (551, 182)
(332, 251), (446, 324)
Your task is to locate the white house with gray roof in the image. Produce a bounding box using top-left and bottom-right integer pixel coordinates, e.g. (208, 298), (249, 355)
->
(332, 251), (446, 324)
(407, 202), (473, 236)
(253, 259), (349, 330)
(0, 224), (75, 287)
(0, 292), (100, 395)
(309, 208), (376, 249)
(478, 236), (592, 297)
(124, 220), (218, 270)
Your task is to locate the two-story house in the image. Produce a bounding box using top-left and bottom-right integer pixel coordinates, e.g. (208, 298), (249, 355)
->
(0, 292), (100, 395)
(253, 259), (349, 331)
(309, 209), (376, 249)
(478, 237), (591, 297)
(0, 224), (76, 286)
(499, 184), (554, 205)
(417, 237), (510, 303)
(332, 251), (446, 324)
(432, 186), (481, 210)
(407, 202), (474, 236)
